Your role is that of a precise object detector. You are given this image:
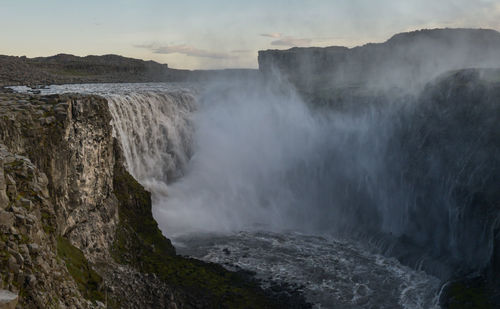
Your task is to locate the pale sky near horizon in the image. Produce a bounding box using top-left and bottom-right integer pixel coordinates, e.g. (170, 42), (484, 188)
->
(1, 0), (500, 69)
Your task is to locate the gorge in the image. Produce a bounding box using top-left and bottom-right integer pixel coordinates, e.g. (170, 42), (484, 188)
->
(1, 28), (500, 308)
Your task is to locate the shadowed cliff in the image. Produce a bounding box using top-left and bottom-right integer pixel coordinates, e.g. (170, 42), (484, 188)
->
(259, 28), (500, 92)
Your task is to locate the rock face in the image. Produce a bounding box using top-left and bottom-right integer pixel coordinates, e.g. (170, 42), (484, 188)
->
(0, 92), (118, 262)
(258, 32), (500, 287)
(258, 28), (500, 90)
(0, 91), (130, 308)
(0, 144), (99, 308)
(0, 89), (304, 308)
(383, 69), (500, 277)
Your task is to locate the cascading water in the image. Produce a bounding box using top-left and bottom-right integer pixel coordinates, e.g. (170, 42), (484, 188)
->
(17, 73), (499, 308)
(107, 91), (196, 191)
(152, 81), (399, 237)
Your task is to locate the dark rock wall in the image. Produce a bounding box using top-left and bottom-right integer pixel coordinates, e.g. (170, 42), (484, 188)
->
(259, 29), (500, 91)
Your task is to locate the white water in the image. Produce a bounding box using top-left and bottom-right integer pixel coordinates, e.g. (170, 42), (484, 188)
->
(14, 82), (443, 308)
(176, 231), (440, 309)
(107, 91), (195, 190)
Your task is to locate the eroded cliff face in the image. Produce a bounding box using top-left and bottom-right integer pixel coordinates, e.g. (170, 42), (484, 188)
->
(0, 144), (92, 308)
(0, 90), (179, 308)
(0, 92), (118, 262)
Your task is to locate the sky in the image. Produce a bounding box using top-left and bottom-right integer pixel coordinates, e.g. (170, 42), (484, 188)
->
(1, 0), (500, 69)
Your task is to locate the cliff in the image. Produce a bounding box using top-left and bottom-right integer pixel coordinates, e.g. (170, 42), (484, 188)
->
(408, 69), (500, 307)
(0, 90), (304, 308)
(262, 29), (500, 305)
(258, 28), (500, 91)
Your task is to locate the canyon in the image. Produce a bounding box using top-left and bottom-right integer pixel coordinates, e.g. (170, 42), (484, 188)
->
(0, 28), (499, 308)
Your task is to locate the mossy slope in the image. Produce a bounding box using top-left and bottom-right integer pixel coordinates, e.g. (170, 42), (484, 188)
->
(111, 142), (300, 308)
(57, 236), (104, 304)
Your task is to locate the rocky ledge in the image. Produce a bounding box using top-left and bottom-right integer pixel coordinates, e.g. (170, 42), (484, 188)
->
(0, 89), (307, 308)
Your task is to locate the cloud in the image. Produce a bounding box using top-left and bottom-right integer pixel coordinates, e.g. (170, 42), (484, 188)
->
(261, 32), (312, 47)
(231, 49), (252, 53)
(135, 43), (236, 59)
(271, 37), (312, 47)
(260, 33), (282, 38)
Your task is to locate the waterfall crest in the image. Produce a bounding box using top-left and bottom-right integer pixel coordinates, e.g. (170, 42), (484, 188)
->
(107, 91), (196, 193)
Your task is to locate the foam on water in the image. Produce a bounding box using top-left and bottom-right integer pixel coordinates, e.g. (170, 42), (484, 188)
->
(175, 232), (441, 309)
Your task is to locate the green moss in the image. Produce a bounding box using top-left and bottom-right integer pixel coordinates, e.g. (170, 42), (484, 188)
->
(112, 167), (175, 257)
(15, 193), (24, 202)
(56, 236), (104, 303)
(19, 233), (29, 244)
(41, 211), (55, 234)
(111, 155), (281, 308)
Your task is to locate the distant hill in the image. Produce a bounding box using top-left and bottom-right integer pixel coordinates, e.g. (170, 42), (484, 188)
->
(258, 28), (500, 90)
(0, 53), (257, 87)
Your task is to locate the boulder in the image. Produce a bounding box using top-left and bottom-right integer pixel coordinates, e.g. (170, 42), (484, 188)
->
(0, 290), (17, 309)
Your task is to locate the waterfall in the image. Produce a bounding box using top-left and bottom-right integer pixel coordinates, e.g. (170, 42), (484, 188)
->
(106, 91), (196, 193)
(82, 73), (497, 277)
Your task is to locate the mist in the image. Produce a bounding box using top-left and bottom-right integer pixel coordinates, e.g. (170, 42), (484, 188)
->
(153, 78), (363, 235)
(259, 29), (500, 92)
(149, 77), (402, 239)
(99, 29), (500, 281)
